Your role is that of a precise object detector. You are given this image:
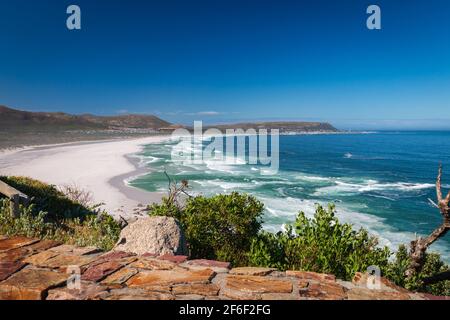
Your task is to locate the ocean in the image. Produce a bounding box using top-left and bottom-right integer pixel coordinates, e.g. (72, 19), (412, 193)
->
(129, 131), (450, 261)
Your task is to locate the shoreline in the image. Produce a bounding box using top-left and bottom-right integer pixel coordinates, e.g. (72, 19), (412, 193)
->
(0, 135), (171, 219)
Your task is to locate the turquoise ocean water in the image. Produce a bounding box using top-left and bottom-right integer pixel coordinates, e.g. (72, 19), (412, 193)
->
(129, 131), (450, 261)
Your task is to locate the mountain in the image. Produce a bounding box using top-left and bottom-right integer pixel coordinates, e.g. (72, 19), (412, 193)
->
(207, 121), (338, 133)
(0, 105), (171, 131)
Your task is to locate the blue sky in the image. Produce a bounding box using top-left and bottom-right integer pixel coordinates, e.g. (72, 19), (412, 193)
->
(0, 0), (449, 129)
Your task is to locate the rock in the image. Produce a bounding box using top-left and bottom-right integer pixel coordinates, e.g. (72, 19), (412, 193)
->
(101, 268), (139, 286)
(286, 270), (336, 282)
(23, 250), (60, 266)
(0, 236), (39, 253)
(49, 245), (101, 256)
(46, 282), (108, 300)
(114, 216), (188, 256)
(101, 288), (174, 300)
(346, 287), (411, 300)
(230, 267), (277, 276)
(223, 275), (293, 300)
(129, 257), (177, 270)
(0, 268), (68, 300)
(172, 283), (220, 296)
(0, 261), (26, 281)
(180, 259), (230, 273)
(158, 254), (188, 264)
(126, 268), (216, 287)
(299, 281), (347, 300)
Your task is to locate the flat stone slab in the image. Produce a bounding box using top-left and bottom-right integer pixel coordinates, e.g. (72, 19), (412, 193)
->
(172, 283), (220, 296)
(230, 267), (277, 276)
(0, 261), (26, 281)
(81, 256), (136, 282)
(46, 282), (108, 300)
(23, 250), (60, 266)
(0, 268), (68, 300)
(99, 288), (175, 300)
(225, 275), (293, 294)
(299, 281), (347, 300)
(35, 253), (98, 271)
(129, 257), (177, 270)
(101, 268), (138, 287)
(180, 259), (231, 273)
(158, 254), (188, 264)
(0, 237), (39, 253)
(50, 245), (100, 256)
(127, 268), (216, 287)
(0, 240), (60, 264)
(286, 270), (336, 282)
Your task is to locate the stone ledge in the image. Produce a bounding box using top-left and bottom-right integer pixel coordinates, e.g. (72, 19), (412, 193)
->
(0, 235), (439, 300)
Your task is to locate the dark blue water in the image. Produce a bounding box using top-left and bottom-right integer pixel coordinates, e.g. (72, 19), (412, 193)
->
(130, 131), (450, 260)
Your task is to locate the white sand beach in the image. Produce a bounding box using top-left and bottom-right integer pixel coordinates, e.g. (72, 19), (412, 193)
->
(0, 136), (170, 218)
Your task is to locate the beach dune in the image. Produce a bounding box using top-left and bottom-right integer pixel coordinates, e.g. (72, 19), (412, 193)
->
(0, 136), (169, 218)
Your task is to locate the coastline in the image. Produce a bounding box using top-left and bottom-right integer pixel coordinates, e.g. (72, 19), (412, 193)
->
(0, 135), (171, 219)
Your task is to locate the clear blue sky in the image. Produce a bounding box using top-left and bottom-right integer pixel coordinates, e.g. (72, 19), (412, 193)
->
(1, 0), (449, 129)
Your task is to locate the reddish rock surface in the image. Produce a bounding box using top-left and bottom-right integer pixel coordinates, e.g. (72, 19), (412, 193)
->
(0, 235), (442, 300)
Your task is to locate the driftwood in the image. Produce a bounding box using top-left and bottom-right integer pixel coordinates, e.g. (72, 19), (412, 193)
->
(405, 165), (450, 278)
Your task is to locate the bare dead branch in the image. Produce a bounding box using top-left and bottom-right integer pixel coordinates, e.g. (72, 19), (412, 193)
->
(406, 166), (450, 279)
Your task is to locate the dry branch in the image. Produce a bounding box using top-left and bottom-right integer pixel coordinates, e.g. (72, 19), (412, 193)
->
(406, 165), (450, 278)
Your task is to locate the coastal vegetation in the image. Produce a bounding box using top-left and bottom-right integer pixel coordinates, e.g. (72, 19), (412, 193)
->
(0, 175), (448, 295)
(0, 176), (121, 250)
(148, 177), (450, 296)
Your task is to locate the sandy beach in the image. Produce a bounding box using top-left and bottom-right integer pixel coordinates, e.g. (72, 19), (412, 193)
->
(0, 136), (170, 218)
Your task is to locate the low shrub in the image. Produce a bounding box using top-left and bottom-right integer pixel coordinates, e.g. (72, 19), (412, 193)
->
(0, 177), (121, 251)
(149, 192), (264, 266)
(248, 204), (392, 280)
(0, 176), (95, 219)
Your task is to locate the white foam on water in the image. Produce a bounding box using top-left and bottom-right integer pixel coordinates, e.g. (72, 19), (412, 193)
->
(314, 180), (435, 196)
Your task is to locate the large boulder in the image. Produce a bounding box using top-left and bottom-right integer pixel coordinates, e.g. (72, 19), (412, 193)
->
(114, 216), (188, 256)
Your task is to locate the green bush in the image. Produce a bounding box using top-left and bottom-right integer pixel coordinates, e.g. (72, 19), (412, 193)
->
(0, 177), (121, 251)
(387, 245), (450, 296)
(149, 192), (264, 266)
(249, 204), (391, 280)
(0, 176), (95, 219)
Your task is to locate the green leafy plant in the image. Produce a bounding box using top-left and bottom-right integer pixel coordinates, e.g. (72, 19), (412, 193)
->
(249, 204), (391, 280)
(0, 177), (121, 251)
(149, 192), (264, 266)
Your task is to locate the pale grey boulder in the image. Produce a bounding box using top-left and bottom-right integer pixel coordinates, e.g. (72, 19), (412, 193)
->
(114, 216), (188, 256)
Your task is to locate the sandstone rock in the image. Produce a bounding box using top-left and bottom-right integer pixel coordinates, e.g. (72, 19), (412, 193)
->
(299, 281), (347, 300)
(23, 250), (60, 266)
(114, 216), (187, 256)
(129, 257), (177, 270)
(286, 270), (336, 282)
(0, 240), (60, 264)
(46, 282), (108, 300)
(230, 267), (276, 276)
(158, 254), (188, 264)
(37, 253), (97, 271)
(180, 259), (230, 273)
(101, 268), (139, 286)
(0, 268), (67, 300)
(352, 272), (410, 293)
(225, 275), (293, 295)
(0, 261), (26, 281)
(0, 236), (39, 252)
(175, 294), (205, 300)
(346, 287), (411, 300)
(127, 268), (216, 287)
(50, 244), (100, 256)
(172, 283), (220, 296)
(101, 288), (174, 300)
